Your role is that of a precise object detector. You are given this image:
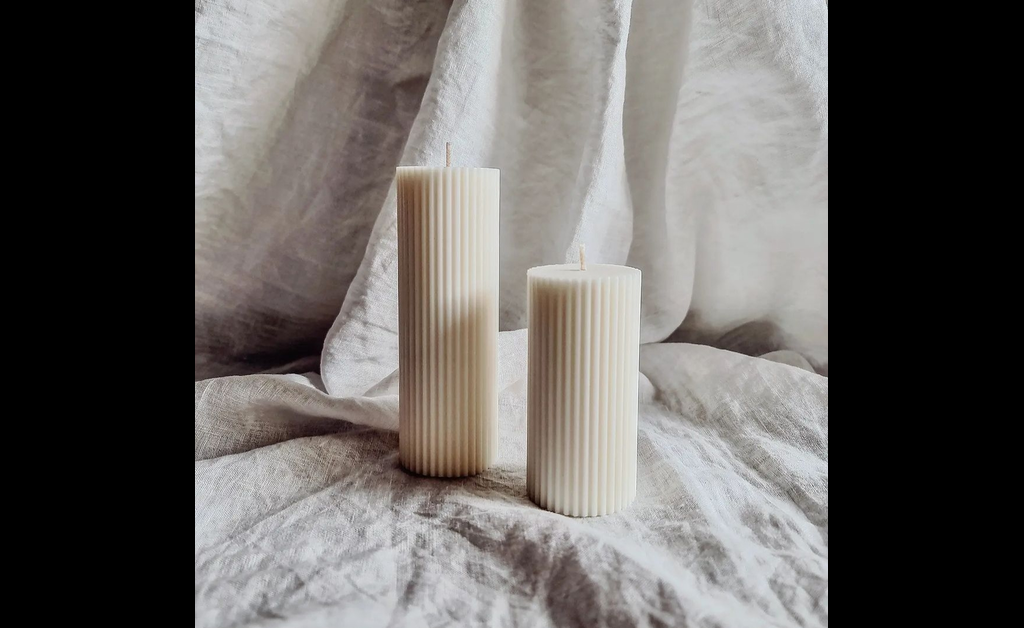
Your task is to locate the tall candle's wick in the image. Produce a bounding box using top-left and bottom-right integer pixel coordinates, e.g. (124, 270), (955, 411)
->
(579, 244), (586, 271)
(446, 142), (451, 168)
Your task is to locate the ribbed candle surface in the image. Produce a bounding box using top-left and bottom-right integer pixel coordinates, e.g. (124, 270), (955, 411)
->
(527, 263), (642, 516)
(397, 167), (499, 477)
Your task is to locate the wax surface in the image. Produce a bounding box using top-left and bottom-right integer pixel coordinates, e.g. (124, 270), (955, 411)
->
(527, 263), (642, 516)
(397, 167), (499, 477)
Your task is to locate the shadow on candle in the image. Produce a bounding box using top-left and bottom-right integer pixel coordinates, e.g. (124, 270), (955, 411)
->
(399, 302), (498, 478)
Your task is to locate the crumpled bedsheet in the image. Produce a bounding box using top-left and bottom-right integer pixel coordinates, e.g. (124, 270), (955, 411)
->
(195, 341), (827, 627)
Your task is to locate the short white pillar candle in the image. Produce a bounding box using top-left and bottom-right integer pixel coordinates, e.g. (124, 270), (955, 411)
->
(527, 251), (642, 516)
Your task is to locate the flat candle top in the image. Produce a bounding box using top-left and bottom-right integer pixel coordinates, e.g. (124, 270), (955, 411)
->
(528, 263), (641, 282)
(396, 166), (499, 173)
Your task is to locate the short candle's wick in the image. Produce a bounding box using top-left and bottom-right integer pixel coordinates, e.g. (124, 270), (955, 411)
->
(579, 244), (586, 271)
(446, 142), (451, 168)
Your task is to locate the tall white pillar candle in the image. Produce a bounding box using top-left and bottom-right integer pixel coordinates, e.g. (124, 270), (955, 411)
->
(397, 166), (499, 477)
(527, 260), (641, 516)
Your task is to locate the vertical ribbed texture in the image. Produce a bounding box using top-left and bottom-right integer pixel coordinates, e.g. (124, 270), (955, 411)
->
(527, 265), (641, 516)
(397, 167), (499, 477)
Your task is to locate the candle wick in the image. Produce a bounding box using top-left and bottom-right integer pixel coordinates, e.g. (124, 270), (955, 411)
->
(446, 142), (451, 168)
(579, 244), (586, 271)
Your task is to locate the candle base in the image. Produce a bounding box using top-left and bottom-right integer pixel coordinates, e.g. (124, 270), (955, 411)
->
(529, 488), (637, 518)
(399, 459), (492, 479)
(398, 414), (496, 478)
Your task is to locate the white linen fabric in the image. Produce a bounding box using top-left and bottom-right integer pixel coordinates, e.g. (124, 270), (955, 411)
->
(195, 0), (828, 625)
